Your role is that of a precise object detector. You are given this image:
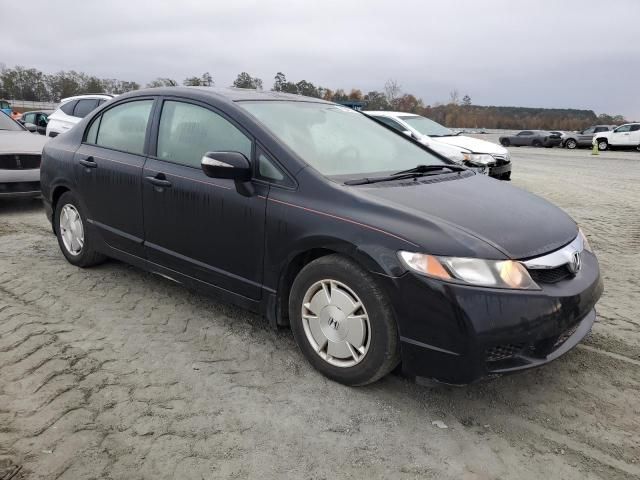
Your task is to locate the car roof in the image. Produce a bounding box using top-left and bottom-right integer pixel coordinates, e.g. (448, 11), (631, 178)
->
(363, 111), (419, 118)
(128, 86), (333, 104)
(60, 94), (115, 103)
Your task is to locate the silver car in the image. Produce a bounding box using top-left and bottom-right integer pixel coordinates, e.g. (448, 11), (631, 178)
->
(0, 113), (49, 197)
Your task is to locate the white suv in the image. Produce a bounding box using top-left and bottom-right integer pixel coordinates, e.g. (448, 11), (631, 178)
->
(594, 123), (640, 151)
(46, 94), (114, 138)
(365, 111), (512, 180)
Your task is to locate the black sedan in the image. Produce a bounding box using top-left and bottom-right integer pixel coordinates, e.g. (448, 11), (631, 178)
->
(500, 130), (563, 148)
(40, 87), (603, 386)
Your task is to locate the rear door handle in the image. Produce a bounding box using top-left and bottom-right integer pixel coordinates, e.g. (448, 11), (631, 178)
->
(79, 157), (97, 168)
(145, 175), (172, 188)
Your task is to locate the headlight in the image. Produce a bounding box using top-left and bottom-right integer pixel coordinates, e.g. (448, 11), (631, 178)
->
(578, 228), (592, 253)
(398, 251), (540, 290)
(462, 153), (495, 166)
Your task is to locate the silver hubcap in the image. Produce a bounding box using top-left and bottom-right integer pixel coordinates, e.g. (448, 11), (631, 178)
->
(567, 141), (576, 148)
(599, 142), (607, 150)
(59, 204), (84, 256)
(301, 279), (370, 368)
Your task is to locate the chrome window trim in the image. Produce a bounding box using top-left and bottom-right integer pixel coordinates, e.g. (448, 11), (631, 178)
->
(522, 235), (583, 270)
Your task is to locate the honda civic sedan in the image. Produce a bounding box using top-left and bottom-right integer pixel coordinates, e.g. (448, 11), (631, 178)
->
(40, 87), (603, 386)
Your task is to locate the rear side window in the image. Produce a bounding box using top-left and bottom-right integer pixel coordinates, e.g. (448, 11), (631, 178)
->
(60, 100), (77, 115)
(630, 125), (640, 132)
(593, 127), (607, 133)
(156, 101), (252, 168)
(91, 100), (153, 155)
(73, 99), (99, 118)
(375, 116), (405, 132)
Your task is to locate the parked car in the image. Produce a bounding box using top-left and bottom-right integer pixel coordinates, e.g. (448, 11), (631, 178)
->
(593, 123), (640, 151)
(365, 111), (511, 180)
(0, 113), (48, 197)
(46, 94), (114, 138)
(0, 99), (11, 116)
(17, 110), (53, 135)
(499, 130), (562, 148)
(41, 87), (603, 386)
(562, 125), (615, 149)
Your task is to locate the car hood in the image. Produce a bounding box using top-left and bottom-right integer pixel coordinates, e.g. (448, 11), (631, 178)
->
(358, 174), (577, 260)
(0, 131), (48, 154)
(431, 135), (507, 155)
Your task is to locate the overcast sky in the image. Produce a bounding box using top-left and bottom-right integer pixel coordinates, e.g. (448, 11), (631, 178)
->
(3, 0), (639, 119)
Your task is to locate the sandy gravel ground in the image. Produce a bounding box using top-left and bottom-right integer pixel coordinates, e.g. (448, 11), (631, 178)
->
(0, 145), (639, 479)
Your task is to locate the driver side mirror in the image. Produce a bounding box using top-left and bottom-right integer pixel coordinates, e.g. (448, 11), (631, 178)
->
(201, 151), (254, 196)
(24, 123), (37, 133)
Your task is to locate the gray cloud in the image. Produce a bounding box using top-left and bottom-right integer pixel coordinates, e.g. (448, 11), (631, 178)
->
(3, 0), (639, 118)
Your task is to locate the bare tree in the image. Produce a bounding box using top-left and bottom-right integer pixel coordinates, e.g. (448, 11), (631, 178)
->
(384, 79), (402, 104)
(448, 89), (460, 105)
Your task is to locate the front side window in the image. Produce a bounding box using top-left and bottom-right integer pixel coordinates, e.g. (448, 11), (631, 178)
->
(583, 127), (595, 134)
(73, 99), (99, 118)
(92, 100), (153, 155)
(399, 115), (454, 137)
(239, 101), (446, 177)
(157, 101), (252, 168)
(518, 131), (533, 136)
(23, 113), (35, 124)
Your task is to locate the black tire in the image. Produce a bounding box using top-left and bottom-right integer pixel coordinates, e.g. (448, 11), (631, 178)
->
(500, 138), (510, 147)
(289, 254), (400, 386)
(636, 145), (640, 152)
(54, 191), (106, 267)
(565, 139), (577, 149)
(532, 139), (542, 147)
(597, 139), (608, 151)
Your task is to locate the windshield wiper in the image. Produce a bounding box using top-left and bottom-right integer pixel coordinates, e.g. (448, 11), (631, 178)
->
(344, 164), (466, 185)
(391, 164), (467, 176)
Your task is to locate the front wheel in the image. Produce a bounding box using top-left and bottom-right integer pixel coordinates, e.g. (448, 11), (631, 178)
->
(289, 254), (400, 386)
(597, 140), (608, 151)
(532, 140), (542, 147)
(565, 139), (577, 149)
(500, 138), (510, 147)
(54, 191), (106, 267)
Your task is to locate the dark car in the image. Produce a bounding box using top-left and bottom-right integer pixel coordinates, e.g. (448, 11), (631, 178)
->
(562, 125), (615, 149)
(18, 110), (53, 135)
(40, 87), (603, 386)
(499, 130), (562, 148)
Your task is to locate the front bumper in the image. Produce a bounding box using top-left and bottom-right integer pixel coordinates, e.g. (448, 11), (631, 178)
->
(381, 250), (603, 384)
(0, 169), (41, 197)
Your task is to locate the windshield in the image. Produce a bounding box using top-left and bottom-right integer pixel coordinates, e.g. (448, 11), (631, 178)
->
(399, 115), (454, 137)
(239, 101), (446, 177)
(0, 112), (24, 132)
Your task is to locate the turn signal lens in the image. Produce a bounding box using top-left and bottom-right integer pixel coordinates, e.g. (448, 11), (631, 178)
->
(398, 252), (451, 280)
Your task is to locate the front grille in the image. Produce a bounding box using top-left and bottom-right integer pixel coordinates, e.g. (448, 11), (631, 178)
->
(0, 154), (41, 170)
(528, 265), (572, 284)
(0, 181), (40, 194)
(486, 343), (525, 362)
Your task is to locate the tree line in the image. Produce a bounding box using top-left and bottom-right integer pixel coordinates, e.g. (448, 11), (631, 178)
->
(0, 64), (627, 129)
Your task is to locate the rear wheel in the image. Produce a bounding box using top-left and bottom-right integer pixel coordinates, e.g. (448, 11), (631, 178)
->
(54, 191), (106, 267)
(289, 254), (400, 386)
(500, 138), (510, 147)
(565, 139), (577, 149)
(597, 139), (608, 151)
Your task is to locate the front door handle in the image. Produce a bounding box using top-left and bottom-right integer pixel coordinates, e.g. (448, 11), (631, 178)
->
(145, 175), (172, 188)
(79, 157), (97, 168)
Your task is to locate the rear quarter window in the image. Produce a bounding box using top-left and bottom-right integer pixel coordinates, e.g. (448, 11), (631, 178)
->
(73, 99), (100, 118)
(60, 101), (78, 115)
